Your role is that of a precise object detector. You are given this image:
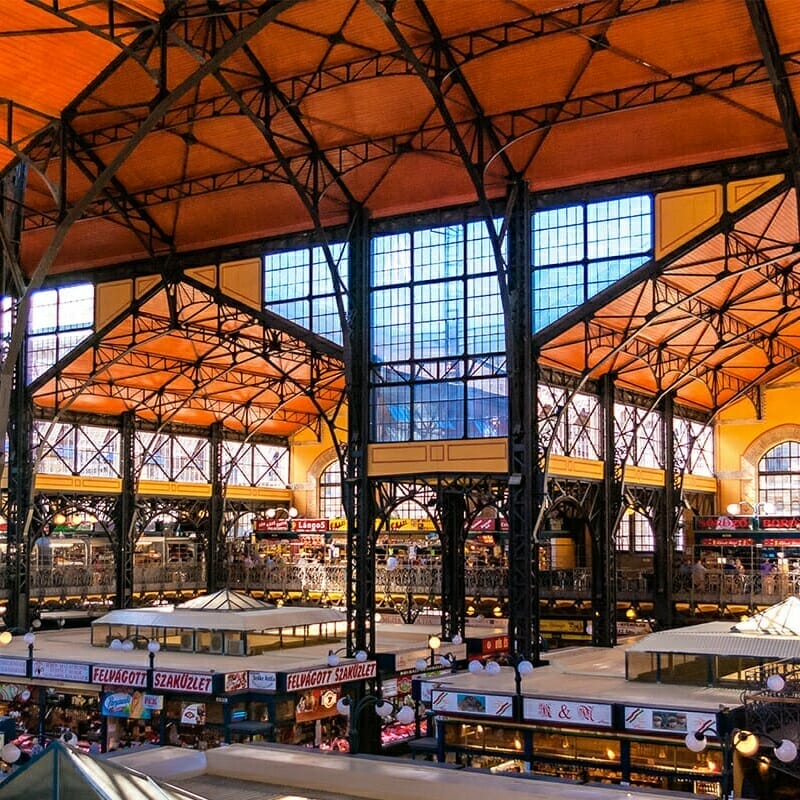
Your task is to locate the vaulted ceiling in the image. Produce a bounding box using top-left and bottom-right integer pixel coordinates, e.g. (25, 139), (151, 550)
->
(3, 0), (800, 429)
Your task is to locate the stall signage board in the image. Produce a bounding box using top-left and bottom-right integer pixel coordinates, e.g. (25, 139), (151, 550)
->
(480, 635), (510, 655)
(284, 660), (376, 692)
(224, 671), (248, 692)
(523, 698), (613, 727)
(249, 671), (277, 691)
(431, 689), (514, 718)
(0, 658), (27, 678)
(92, 665), (147, 688)
(624, 706), (716, 735)
(152, 670), (213, 694)
(32, 661), (91, 683)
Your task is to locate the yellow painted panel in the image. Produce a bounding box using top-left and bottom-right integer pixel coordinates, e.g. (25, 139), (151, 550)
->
(220, 258), (262, 311)
(186, 264), (217, 291)
(655, 185), (722, 259)
(34, 474), (122, 494)
(369, 439), (507, 476)
(548, 455), (604, 481)
(682, 474), (716, 493)
(726, 174), (783, 213)
(135, 274), (160, 299)
(370, 445), (429, 465)
(137, 480), (212, 498)
(623, 465), (665, 487)
(226, 485), (292, 501)
(95, 280), (132, 330)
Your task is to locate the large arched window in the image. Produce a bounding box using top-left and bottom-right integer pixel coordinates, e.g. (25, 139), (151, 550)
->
(759, 441), (800, 514)
(319, 462), (344, 519)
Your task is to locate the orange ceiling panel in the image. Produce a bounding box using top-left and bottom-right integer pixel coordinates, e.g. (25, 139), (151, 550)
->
(4, 0), (800, 430)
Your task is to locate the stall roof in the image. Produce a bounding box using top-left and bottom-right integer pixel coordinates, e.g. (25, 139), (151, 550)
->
(627, 599), (800, 660)
(93, 601), (346, 633)
(0, 741), (204, 800)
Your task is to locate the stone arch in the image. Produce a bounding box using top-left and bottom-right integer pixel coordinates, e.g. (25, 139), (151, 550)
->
(738, 424), (800, 506)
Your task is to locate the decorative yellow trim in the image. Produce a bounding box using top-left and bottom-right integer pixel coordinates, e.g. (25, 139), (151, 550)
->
(225, 485), (292, 502)
(95, 280), (132, 330)
(134, 274), (160, 299)
(682, 474), (716, 493)
(655, 184), (722, 259)
(34, 475), (122, 494)
(220, 258), (262, 311)
(136, 480), (212, 498)
(186, 264), (217, 291)
(547, 455), (604, 481)
(368, 439), (507, 476)
(726, 174), (783, 213)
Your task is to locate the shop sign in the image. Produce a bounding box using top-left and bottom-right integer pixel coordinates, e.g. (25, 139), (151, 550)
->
(152, 670), (213, 694)
(624, 706), (715, 734)
(101, 691), (151, 719)
(480, 635), (509, 655)
(295, 687), (340, 722)
(32, 661), (91, 683)
(248, 671), (277, 691)
(284, 660), (376, 692)
(523, 698), (612, 727)
(143, 693), (163, 711)
(92, 665), (147, 688)
(540, 619), (584, 634)
(224, 671), (248, 692)
(0, 658), (27, 678)
(181, 702), (206, 725)
(469, 518), (509, 532)
(431, 689), (513, 718)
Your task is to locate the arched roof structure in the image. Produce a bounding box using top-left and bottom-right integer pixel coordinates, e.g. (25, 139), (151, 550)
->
(2, 0), (800, 428)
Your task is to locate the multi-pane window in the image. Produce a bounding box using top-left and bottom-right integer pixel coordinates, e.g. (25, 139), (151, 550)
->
(27, 283), (94, 382)
(759, 441), (800, 514)
(614, 403), (663, 469)
(371, 221), (506, 443)
(532, 195), (652, 332)
(264, 242), (348, 345)
(319, 462), (344, 519)
(617, 510), (655, 553)
(223, 441), (288, 487)
(35, 422), (120, 478)
(136, 432), (209, 484)
(538, 387), (601, 460)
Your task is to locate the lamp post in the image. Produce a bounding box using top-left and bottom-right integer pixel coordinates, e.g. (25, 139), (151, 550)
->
(147, 640), (160, 691)
(336, 693), (415, 754)
(685, 726), (797, 800)
(266, 506), (299, 530)
(327, 647), (368, 667)
(726, 500), (775, 530)
(468, 653), (534, 719)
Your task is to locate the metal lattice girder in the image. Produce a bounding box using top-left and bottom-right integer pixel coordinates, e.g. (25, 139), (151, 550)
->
(28, 278), (344, 435)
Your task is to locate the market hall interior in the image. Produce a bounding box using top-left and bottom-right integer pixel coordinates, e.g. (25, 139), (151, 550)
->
(0, 1), (799, 798)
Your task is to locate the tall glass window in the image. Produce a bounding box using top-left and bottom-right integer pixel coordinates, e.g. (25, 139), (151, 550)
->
(27, 283), (94, 382)
(370, 220), (506, 442)
(319, 462), (344, 519)
(35, 422), (120, 478)
(264, 242), (348, 345)
(223, 441), (288, 488)
(532, 195), (652, 332)
(759, 441), (800, 514)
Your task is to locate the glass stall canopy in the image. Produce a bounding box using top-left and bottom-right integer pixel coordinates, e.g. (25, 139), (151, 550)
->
(90, 589), (345, 656)
(0, 740), (201, 799)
